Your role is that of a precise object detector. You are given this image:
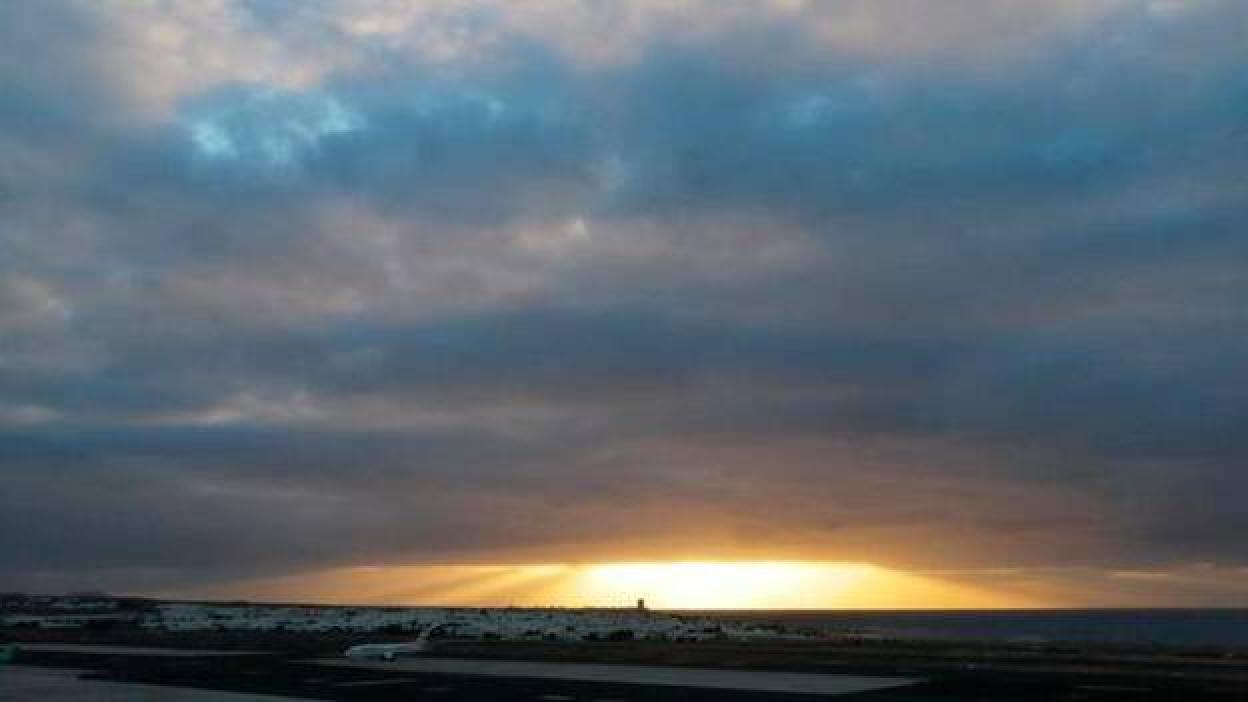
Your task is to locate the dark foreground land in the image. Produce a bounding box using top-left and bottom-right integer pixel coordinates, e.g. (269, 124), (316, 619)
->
(5, 635), (1248, 701)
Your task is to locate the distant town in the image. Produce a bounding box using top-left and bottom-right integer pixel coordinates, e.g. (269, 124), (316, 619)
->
(1, 593), (816, 643)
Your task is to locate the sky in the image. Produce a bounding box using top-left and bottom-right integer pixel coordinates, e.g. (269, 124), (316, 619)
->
(2, 0), (1247, 607)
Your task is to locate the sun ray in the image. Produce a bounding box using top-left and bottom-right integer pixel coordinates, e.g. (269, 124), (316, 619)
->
(183, 562), (1037, 609)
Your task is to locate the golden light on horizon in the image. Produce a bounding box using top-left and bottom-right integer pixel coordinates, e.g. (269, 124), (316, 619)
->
(175, 560), (1040, 609)
(574, 562), (866, 609)
(559, 561), (1035, 609)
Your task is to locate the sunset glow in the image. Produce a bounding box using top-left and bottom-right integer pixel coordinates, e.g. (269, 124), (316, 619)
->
(576, 562), (862, 609)
(180, 561), (1039, 609)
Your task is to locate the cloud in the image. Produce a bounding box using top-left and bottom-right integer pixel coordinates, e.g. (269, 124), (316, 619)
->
(1, 1), (1247, 599)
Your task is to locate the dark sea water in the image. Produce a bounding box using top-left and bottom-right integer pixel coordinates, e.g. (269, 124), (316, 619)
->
(688, 610), (1248, 648)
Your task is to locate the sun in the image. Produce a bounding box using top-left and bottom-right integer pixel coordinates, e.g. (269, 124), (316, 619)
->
(572, 561), (873, 609)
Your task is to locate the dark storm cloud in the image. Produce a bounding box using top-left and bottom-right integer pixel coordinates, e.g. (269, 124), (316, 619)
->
(2, 0), (1247, 596)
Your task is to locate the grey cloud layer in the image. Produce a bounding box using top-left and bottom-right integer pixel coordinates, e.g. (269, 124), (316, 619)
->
(2, 0), (1247, 597)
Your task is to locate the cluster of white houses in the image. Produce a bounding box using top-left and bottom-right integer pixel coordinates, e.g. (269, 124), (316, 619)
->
(0, 594), (131, 629)
(141, 603), (800, 641)
(3, 598), (805, 642)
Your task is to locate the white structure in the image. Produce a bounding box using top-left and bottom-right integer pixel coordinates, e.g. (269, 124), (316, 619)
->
(2, 612), (136, 629)
(136, 603), (805, 643)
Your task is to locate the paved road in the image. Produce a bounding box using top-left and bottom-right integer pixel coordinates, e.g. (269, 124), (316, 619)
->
(0, 666), (306, 701)
(309, 657), (919, 696)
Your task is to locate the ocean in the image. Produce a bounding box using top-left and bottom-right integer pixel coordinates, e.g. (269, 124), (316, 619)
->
(689, 609), (1248, 648)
